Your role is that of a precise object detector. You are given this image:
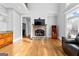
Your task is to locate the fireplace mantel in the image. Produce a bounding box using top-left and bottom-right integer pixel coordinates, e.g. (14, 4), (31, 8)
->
(32, 24), (47, 27)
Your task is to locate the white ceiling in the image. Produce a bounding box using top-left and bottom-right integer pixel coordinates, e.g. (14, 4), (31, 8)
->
(27, 3), (59, 16)
(0, 3), (28, 15)
(0, 3), (67, 16)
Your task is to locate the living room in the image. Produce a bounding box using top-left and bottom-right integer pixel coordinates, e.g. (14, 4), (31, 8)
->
(0, 3), (79, 56)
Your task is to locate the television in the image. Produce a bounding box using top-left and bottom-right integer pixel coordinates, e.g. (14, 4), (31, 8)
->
(34, 18), (45, 25)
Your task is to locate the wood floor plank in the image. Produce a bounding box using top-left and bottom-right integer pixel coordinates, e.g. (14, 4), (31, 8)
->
(0, 38), (66, 56)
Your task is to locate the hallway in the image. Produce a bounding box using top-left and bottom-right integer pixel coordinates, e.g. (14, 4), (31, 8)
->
(0, 38), (66, 56)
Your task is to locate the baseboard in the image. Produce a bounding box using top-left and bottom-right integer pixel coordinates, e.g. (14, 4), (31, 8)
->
(30, 37), (51, 40)
(13, 37), (22, 44)
(47, 37), (52, 39)
(26, 35), (30, 38)
(23, 35), (31, 39)
(58, 36), (62, 41)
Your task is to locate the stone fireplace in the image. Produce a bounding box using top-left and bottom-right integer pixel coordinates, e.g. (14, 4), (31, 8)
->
(32, 24), (47, 39)
(35, 29), (45, 36)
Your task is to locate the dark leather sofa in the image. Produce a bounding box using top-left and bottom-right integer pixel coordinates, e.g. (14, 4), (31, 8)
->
(62, 34), (79, 56)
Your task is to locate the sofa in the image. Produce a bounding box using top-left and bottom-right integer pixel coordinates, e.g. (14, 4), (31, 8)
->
(62, 34), (79, 56)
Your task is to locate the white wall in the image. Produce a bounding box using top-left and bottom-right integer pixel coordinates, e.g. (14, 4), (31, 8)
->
(6, 9), (13, 31)
(57, 4), (66, 40)
(12, 10), (22, 42)
(47, 15), (57, 38)
(0, 4), (8, 32)
(0, 21), (7, 31)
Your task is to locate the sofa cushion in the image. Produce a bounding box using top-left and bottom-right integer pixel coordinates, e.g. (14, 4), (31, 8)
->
(63, 43), (79, 56)
(75, 36), (79, 44)
(65, 40), (76, 44)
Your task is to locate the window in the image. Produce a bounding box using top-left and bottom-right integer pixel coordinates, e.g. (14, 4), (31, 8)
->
(66, 17), (79, 39)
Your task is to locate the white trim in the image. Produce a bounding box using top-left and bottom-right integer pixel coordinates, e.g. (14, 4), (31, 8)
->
(13, 37), (22, 44)
(21, 15), (23, 41)
(65, 4), (79, 14)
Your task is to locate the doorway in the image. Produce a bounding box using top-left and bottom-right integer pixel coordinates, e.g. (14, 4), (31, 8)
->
(22, 17), (31, 38)
(22, 23), (26, 37)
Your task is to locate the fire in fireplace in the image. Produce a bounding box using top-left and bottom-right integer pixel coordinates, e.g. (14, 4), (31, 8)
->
(35, 29), (45, 36)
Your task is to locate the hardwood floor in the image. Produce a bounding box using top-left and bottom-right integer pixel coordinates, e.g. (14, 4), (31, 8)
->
(0, 38), (66, 56)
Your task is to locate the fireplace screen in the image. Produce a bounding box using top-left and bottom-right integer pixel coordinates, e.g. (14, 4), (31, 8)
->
(35, 29), (45, 36)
